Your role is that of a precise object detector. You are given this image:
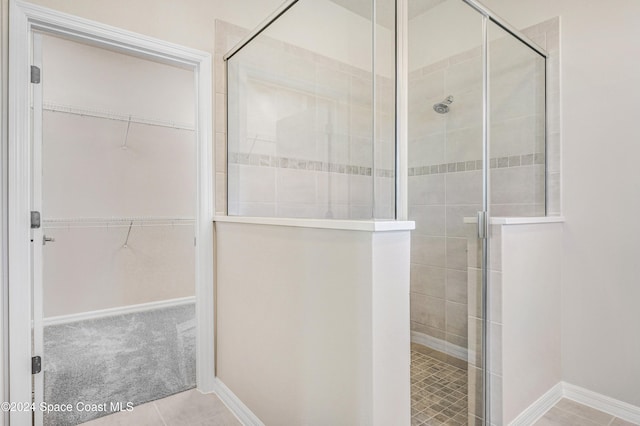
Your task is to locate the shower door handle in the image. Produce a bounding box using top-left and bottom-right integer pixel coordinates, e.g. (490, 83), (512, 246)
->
(43, 235), (55, 245)
(477, 211), (487, 240)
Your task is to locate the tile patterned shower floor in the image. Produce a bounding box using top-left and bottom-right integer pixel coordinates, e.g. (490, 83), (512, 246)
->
(411, 349), (468, 426)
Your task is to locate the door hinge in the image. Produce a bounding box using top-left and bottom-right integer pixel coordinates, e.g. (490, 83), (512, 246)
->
(31, 211), (41, 229)
(30, 65), (41, 84)
(32, 356), (42, 374)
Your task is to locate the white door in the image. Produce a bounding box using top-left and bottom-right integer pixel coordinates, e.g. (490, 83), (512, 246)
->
(31, 31), (46, 426)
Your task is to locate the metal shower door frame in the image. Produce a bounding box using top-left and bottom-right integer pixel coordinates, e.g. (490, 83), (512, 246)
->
(461, 1), (548, 424)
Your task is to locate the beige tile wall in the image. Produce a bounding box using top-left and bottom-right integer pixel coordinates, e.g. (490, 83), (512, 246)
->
(467, 224), (503, 424)
(408, 45), (483, 357)
(216, 20), (395, 219)
(521, 18), (561, 215)
(214, 20), (247, 215)
(408, 18), (560, 363)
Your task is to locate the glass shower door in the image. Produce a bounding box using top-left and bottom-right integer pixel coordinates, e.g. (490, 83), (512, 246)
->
(408, 1), (487, 424)
(488, 21), (547, 217)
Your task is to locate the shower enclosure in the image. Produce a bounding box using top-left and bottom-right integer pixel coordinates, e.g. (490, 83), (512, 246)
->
(408, 0), (546, 424)
(221, 0), (547, 424)
(224, 0), (397, 220)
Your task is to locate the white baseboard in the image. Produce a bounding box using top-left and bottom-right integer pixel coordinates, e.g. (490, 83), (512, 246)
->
(212, 378), (264, 426)
(509, 382), (564, 426)
(43, 296), (196, 326)
(510, 381), (640, 426)
(411, 330), (467, 361)
(563, 382), (640, 425)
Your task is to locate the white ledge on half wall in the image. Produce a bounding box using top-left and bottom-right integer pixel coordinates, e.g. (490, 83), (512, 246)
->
(463, 216), (566, 225)
(213, 216), (415, 232)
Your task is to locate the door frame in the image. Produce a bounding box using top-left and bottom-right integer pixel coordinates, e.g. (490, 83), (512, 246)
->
(8, 1), (215, 424)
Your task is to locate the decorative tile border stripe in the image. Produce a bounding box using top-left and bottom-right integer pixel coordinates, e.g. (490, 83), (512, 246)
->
(376, 169), (395, 178)
(408, 153), (545, 177)
(229, 151), (543, 178)
(229, 151), (395, 177)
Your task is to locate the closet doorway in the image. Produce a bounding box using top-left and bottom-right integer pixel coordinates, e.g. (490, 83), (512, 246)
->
(8, 4), (214, 425)
(34, 32), (196, 425)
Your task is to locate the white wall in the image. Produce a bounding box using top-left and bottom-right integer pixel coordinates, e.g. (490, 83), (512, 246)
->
(42, 36), (196, 219)
(39, 34), (196, 316)
(371, 231), (412, 425)
(215, 222), (410, 425)
(42, 35), (195, 124)
(24, 0), (282, 54)
(25, 0), (394, 76)
(408, 0), (482, 71)
(500, 223), (563, 424)
(264, 0), (395, 78)
(482, 0), (640, 408)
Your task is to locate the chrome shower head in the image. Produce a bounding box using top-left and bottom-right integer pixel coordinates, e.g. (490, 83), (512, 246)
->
(433, 103), (449, 114)
(433, 95), (454, 114)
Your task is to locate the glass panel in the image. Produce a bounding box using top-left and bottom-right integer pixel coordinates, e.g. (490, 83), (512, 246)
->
(227, 0), (395, 219)
(37, 34), (197, 425)
(489, 22), (546, 217)
(408, 0), (485, 424)
(374, 0), (396, 219)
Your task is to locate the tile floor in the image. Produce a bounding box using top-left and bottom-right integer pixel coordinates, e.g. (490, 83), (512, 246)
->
(411, 348), (468, 425)
(409, 343), (639, 426)
(81, 365), (639, 426)
(81, 389), (240, 426)
(535, 398), (638, 426)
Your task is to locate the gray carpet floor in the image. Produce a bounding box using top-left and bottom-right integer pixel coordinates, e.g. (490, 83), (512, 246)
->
(43, 303), (196, 425)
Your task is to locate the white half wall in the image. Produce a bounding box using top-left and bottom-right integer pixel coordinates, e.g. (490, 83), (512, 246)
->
(499, 222), (563, 424)
(371, 231), (411, 425)
(214, 221), (411, 425)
